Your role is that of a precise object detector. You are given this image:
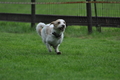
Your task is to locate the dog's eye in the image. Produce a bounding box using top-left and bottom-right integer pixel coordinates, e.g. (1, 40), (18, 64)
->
(63, 22), (66, 24)
(57, 22), (60, 24)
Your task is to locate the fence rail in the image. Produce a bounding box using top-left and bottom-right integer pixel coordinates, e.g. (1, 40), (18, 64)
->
(0, 13), (119, 27)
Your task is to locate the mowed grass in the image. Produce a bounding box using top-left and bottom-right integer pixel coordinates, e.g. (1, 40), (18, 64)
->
(0, 22), (120, 80)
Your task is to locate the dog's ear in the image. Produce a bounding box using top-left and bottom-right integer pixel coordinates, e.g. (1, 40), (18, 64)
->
(51, 21), (57, 27)
(66, 23), (68, 27)
(51, 21), (55, 24)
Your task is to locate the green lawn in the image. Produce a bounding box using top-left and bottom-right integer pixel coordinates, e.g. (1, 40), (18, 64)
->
(0, 0), (120, 80)
(0, 22), (120, 80)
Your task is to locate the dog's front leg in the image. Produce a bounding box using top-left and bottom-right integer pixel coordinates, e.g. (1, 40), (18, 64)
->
(54, 44), (61, 55)
(46, 43), (52, 52)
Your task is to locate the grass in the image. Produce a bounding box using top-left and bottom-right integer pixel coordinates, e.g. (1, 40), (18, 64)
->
(0, 0), (120, 79)
(0, 22), (120, 80)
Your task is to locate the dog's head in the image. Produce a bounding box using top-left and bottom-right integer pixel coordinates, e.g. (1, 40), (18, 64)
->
(51, 19), (66, 32)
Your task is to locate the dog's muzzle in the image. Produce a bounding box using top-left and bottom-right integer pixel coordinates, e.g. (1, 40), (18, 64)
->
(59, 25), (65, 31)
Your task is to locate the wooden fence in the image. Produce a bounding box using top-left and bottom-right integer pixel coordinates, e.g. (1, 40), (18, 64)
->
(0, 0), (120, 33)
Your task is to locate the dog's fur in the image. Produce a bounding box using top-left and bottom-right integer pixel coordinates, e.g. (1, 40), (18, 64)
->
(36, 19), (66, 54)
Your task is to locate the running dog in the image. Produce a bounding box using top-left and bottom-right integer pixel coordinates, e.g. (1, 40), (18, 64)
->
(36, 19), (66, 54)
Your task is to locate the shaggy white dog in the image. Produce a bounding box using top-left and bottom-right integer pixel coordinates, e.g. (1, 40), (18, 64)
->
(36, 19), (66, 54)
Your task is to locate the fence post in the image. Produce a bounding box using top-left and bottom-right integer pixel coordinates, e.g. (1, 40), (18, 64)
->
(86, 0), (92, 34)
(94, 0), (101, 32)
(31, 0), (36, 27)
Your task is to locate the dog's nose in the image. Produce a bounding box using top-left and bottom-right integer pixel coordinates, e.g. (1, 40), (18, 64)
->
(62, 25), (65, 28)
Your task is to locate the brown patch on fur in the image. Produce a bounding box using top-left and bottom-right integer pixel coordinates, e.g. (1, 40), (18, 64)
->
(39, 28), (42, 32)
(51, 19), (61, 27)
(39, 28), (42, 35)
(46, 25), (52, 34)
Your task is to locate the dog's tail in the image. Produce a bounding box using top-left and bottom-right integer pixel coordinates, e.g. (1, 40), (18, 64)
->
(36, 22), (46, 36)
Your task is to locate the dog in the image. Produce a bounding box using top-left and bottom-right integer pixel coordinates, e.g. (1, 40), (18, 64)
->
(36, 19), (66, 54)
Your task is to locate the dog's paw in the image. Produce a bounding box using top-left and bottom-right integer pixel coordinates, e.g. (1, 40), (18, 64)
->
(57, 52), (61, 55)
(49, 50), (52, 52)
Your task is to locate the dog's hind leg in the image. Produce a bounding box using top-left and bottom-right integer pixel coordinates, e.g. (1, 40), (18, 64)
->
(46, 43), (52, 52)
